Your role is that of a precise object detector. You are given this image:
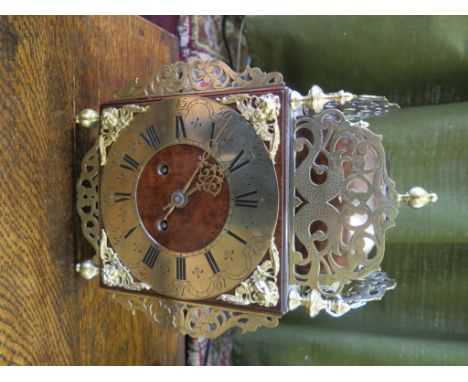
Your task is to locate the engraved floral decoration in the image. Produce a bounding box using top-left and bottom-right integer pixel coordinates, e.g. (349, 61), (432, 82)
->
(219, 238), (280, 307)
(100, 230), (151, 291)
(291, 108), (399, 297)
(99, 105), (148, 165)
(110, 292), (279, 339)
(111, 59), (284, 100)
(219, 93), (280, 163)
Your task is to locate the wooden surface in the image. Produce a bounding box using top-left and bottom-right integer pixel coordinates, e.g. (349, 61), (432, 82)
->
(0, 16), (184, 365)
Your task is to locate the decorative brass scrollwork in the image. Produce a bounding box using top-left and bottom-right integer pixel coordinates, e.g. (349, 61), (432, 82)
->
(99, 105), (149, 165)
(291, 109), (399, 297)
(289, 271), (396, 318)
(110, 292), (279, 339)
(100, 230), (151, 291)
(76, 141), (100, 257)
(111, 59), (284, 100)
(291, 85), (400, 121)
(219, 239), (280, 308)
(195, 151), (225, 197)
(219, 93), (281, 163)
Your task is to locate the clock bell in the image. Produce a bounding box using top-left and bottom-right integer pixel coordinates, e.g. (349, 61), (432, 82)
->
(75, 59), (436, 338)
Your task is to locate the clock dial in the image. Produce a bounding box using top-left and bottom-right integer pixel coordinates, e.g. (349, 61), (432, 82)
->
(100, 96), (279, 300)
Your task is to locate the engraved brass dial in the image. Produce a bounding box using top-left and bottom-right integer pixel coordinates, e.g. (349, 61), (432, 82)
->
(100, 96), (279, 300)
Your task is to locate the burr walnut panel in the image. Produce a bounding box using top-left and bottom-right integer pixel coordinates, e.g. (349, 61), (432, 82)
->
(137, 144), (231, 253)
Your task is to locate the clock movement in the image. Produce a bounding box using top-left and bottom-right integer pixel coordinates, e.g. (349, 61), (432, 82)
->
(75, 60), (436, 338)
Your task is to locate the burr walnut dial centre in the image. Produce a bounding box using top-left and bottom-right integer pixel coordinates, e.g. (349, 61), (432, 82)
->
(136, 144), (230, 253)
(99, 96), (279, 300)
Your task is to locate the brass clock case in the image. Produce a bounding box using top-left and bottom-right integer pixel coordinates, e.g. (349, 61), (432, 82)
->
(76, 59), (436, 338)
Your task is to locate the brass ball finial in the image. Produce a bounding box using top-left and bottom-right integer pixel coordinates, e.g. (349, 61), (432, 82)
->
(75, 259), (100, 280)
(75, 108), (99, 128)
(398, 186), (438, 209)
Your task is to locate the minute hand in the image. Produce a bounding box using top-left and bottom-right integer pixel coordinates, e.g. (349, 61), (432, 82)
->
(162, 152), (206, 218)
(209, 115), (232, 155)
(162, 163), (201, 211)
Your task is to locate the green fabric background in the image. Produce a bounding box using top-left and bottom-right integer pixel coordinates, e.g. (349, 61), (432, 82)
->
(245, 16), (468, 107)
(232, 16), (468, 365)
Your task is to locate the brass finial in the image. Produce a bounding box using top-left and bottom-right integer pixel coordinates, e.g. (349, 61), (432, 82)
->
(398, 186), (438, 209)
(288, 287), (353, 318)
(75, 108), (99, 128)
(75, 259), (100, 280)
(291, 85), (354, 113)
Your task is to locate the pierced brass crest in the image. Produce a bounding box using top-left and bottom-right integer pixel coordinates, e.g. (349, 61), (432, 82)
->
(111, 59), (284, 100)
(110, 292), (279, 339)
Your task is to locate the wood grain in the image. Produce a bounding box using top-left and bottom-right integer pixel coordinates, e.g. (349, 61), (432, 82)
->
(0, 16), (184, 365)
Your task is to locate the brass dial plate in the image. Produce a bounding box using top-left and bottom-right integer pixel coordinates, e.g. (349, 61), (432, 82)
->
(100, 96), (279, 300)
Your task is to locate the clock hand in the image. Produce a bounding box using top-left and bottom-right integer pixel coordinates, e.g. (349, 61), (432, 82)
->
(162, 204), (176, 221)
(161, 115), (233, 223)
(162, 150), (225, 221)
(161, 150), (209, 221)
(162, 183), (201, 221)
(185, 183), (202, 198)
(161, 168), (200, 221)
(207, 115), (232, 157)
(186, 162), (225, 198)
(178, 166), (202, 199)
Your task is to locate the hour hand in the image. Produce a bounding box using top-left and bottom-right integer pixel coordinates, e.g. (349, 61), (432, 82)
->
(162, 205), (176, 221)
(161, 150), (224, 222)
(193, 162), (225, 197)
